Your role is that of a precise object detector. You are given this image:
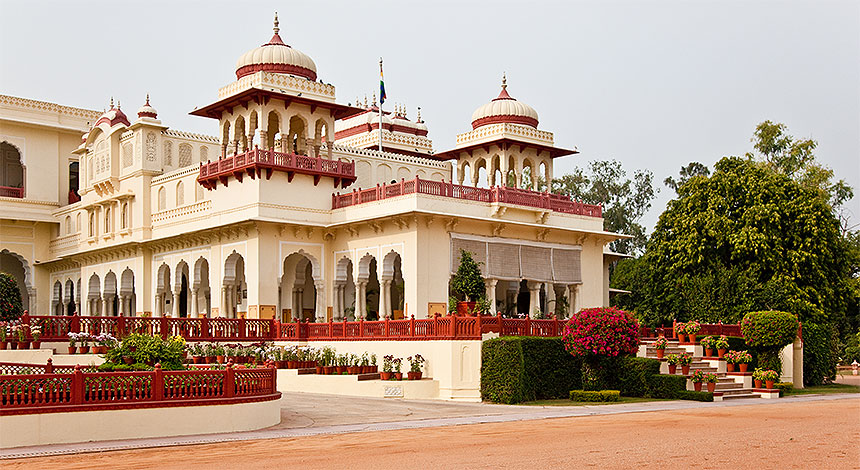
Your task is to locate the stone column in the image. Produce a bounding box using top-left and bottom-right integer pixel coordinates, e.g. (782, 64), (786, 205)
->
(314, 280), (326, 322)
(331, 284), (340, 321)
(527, 281), (540, 318)
(102, 296), (110, 317)
(258, 130), (268, 150)
(515, 169), (523, 189)
(220, 286), (228, 318)
(280, 135), (289, 154)
(569, 284), (580, 315)
(379, 280), (390, 318)
(485, 279), (498, 314)
(191, 288), (199, 318)
(220, 143), (227, 158)
(356, 281), (367, 319)
(546, 283), (556, 316)
(306, 138), (316, 158)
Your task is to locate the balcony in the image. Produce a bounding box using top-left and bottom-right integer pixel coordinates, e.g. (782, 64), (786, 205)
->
(331, 177), (603, 217)
(198, 148), (356, 190)
(0, 186), (24, 198)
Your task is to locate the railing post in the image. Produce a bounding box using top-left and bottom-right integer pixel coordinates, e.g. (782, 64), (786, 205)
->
(718, 321), (723, 336)
(476, 314), (483, 338)
(525, 316), (531, 336)
(672, 319), (677, 339)
(451, 314), (458, 339)
(359, 317), (364, 338)
(497, 311), (503, 335)
(153, 363), (164, 401)
(410, 314), (415, 337)
(400, 178), (405, 195)
(238, 316), (246, 339)
(225, 362), (235, 398)
(384, 317), (390, 337)
(201, 316), (210, 340)
(554, 316), (560, 337)
(433, 315), (438, 339)
(160, 317), (168, 340)
(72, 365), (83, 405)
(274, 319), (281, 339)
(329, 318), (333, 339)
(71, 315), (80, 335)
(46, 358), (53, 374)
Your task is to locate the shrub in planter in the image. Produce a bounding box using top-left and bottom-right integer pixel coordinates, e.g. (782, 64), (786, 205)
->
(803, 322), (837, 386)
(666, 354), (681, 374)
(562, 307), (640, 390)
(652, 336), (668, 358)
(699, 336), (715, 353)
(569, 390), (620, 402)
(450, 249), (485, 306)
(691, 369), (706, 391)
(0, 273), (23, 321)
(103, 333), (186, 370)
(741, 310), (799, 375)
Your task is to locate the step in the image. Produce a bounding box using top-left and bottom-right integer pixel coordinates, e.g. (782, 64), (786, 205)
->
(715, 382), (743, 391)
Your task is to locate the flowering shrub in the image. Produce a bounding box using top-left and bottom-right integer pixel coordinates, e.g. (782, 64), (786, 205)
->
(653, 336), (668, 350)
(679, 321), (701, 335)
(761, 369), (780, 382)
(741, 311), (799, 348)
(690, 369), (706, 383)
(699, 336), (715, 350)
(0, 273), (23, 321)
(666, 353), (681, 365)
(724, 350), (752, 364)
(30, 325), (42, 342)
(715, 335), (730, 350)
(407, 354), (425, 373)
(704, 372), (718, 383)
(562, 307), (640, 358)
(678, 354), (693, 366)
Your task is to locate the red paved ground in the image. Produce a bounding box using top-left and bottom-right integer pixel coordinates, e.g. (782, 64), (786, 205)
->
(6, 398), (859, 470)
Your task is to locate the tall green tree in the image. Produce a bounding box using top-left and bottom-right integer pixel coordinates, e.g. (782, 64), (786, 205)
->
(664, 162), (710, 194)
(552, 160), (656, 255)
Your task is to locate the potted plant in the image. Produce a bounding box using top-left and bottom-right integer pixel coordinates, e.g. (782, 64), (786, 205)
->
(676, 322), (686, 343)
(407, 354), (425, 380)
(393, 357), (403, 380)
(215, 344), (225, 364)
(77, 333), (90, 354)
(753, 368), (764, 388)
(691, 369), (705, 392)
(0, 323), (7, 350)
(30, 325), (42, 349)
(381, 354), (394, 380)
(450, 249), (485, 315)
(737, 350), (752, 372)
(683, 321), (701, 343)
(678, 354), (693, 375)
(653, 336), (668, 359)
(714, 335), (729, 358)
(700, 335), (715, 356)
(347, 354), (361, 374)
(762, 369), (779, 389)
(724, 350), (738, 372)
(15, 324), (29, 349)
(704, 372), (718, 393)
(67, 331), (77, 354)
(359, 352), (370, 373)
(370, 353), (378, 374)
(666, 354), (681, 374)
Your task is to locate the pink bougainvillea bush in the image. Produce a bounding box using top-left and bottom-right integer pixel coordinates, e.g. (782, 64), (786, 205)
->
(562, 307), (641, 390)
(562, 307), (641, 358)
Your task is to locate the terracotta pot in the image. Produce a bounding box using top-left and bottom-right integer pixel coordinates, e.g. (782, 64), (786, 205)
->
(315, 366), (324, 374)
(68, 346), (77, 354)
(456, 301), (476, 315)
(326, 366), (337, 374)
(726, 363), (735, 372)
(370, 366), (378, 373)
(193, 356), (203, 364)
(693, 382), (702, 392)
(677, 333), (685, 343)
(681, 365), (690, 375)
(337, 366), (347, 374)
(19, 341), (30, 350)
(394, 372), (403, 380)
(717, 349), (726, 358)
(79, 345), (89, 354)
(9, 342), (17, 350)
(276, 360), (287, 369)
(706, 382), (716, 393)
(348, 366), (360, 374)
(407, 371), (422, 380)
(739, 363), (748, 373)
(754, 379), (763, 389)
(688, 334), (697, 343)
(123, 356), (134, 365)
(765, 380), (775, 390)
(32, 341), (41, 349)
(705, 348), (714, 357)
(216, 355), (225, 364)
(655, 349), (665, 359)
(380, 371), (392, 380)
(668, 364), (677, 374)
(0, 341), (5, 350)
(286, 361), (295, 369)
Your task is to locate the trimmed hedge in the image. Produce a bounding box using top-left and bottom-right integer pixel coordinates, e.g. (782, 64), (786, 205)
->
(646, 374), (687, 399)
(615, 357), (661, 397)
(570, 390), (620, 402)
(481, 337), (581, 404)
(803, 322), (837, 386)
(675, 390), (714, 402)
(774, 382), (794, 397)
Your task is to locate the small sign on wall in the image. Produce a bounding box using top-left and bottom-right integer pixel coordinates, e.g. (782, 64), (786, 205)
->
(428, 302), (446, 317)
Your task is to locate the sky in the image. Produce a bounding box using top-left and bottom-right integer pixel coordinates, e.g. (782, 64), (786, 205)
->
(1, 0), (857, 232)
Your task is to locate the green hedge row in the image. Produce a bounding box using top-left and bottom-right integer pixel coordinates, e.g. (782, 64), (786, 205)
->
(481, 337), (581, 404)
(569, 390), (620, 402)
(646, 374), (688, 399)
(675, 390), (714, 402)
(774, 382), (794, 397)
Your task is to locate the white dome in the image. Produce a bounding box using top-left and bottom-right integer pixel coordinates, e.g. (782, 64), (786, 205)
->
(137, 94), (158, 119)
(235, 15), (317, 81)
(470, 78), (539, 130)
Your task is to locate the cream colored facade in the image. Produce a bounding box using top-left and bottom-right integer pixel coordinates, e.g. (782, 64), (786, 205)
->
(0, 16), (622, 323)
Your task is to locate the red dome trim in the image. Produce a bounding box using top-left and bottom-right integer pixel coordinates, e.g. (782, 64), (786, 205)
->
(236, 62), (317, 80)
(95, 110), (131, 128)
(138, 111), (157, 119)
(493, 87), (514, 101)
(471, 114), (538, 130)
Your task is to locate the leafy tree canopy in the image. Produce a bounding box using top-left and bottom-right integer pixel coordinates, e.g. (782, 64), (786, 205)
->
(552, 160), (656, 255)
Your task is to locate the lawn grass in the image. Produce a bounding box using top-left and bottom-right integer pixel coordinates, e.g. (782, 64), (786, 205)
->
(519, 396), (668, 406)
(785, 383), (860, 395)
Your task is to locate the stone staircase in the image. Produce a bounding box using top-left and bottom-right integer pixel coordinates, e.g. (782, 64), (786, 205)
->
(641, 338), (772, 401)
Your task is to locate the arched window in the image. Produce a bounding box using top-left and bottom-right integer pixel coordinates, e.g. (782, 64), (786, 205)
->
(104, 207), (111, 233)
(121, 203), (129, 229)
(195, 182), (204, 202)
(157, 187), (166, 211)
(89, 212), (95, 237)
(176, 181), (185, 206)
(163, 141), (173, 167)
(0, 142), (24, 197)
(69, 161), (79, 200)
(178, 143), (192, 167)
(64, 216), (71, 234)
(76, 213), (81, 234)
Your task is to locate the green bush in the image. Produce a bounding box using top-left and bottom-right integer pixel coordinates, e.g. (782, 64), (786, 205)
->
(803, 322), (837, 386)
(0, 273), (24, 321)
(841, 330), (860, 365)
(774, 382), (794, 397)
(569, 390), (620, 402)
(450, 250), (485, 301)
(675, 390), (714, 402)
(615, 357), (661, 397)
(481, 337), (581, 404)
(103, 333), (186, 371)
(741, 311), (799, 348)
(646, 374), (687, 399)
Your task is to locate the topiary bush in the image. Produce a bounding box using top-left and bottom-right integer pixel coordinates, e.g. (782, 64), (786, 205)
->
(741, 310), (799, 374)
(450, 249), (485, 301)
(481, 336), (581, 404)
(0, 273), (24, 321)
(569, 390), (620, 402)
(562, 307), (640, 390)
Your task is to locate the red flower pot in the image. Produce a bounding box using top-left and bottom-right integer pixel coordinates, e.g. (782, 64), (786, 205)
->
(216, 355), (225, 364)
(315, 366), (324, 374)
(337, 366), (347, 374)
(678, 333), (686, 343)
(380, 371), (392, 380)
(681, 365), (690, 375)
(754, 379), (763, 388)
(668, 364), (677, 374)
(79, 345), (89, 354)
(0, 341), (6, 350)
(706, 382), (716, 393)
(394, 372), (403, 380)
(688, 334), (697, 343)
(407, 371), (422, 380)
(68, 346), (77, 354)
(19, 341), (30, 350)
(9, 342), (17, 350)
(32, 341), (41, 349)
(717, 349), (726, 358)
(739, 363), (748, 373)
(370, 366), (378, 373)
(693, 382), (702, 392)
(765, 380), (774, 390)
(705, 348), (714, 357)
(193, 356), (203, 364)
(726, 363), (735, 372)
(456, 301), (476, 315)
(287, 361), (296, 369)
(655, 349), (665, 359)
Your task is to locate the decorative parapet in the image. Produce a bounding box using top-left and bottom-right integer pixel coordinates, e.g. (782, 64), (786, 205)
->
(152, 200), (212, 224)
(163, 129), (220, 144)
(198, 148), (356, 190)
(217, 71), (336, 102)
(0, 94), (101, 121)
(327, 143), (449, 169)
(456, 122), (554, 147)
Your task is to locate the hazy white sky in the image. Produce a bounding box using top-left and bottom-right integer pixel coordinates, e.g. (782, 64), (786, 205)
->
(1, 0), (857, 231)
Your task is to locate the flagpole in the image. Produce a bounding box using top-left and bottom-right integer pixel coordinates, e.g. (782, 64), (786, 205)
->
(379, 57), (384, 153)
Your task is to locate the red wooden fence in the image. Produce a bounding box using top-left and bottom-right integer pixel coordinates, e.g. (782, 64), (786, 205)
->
(0, 363), (279, 415)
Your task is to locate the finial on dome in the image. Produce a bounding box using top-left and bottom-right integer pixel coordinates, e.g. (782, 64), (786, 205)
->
(145, 93), (150, 105)
(117, 100), (121, 109)
(110, 97), (114, 109)
(372, 91), (377, 106)
(417, 106), (422, 122)
(273, 12), (279, 35)
(502, 72), (507, 90)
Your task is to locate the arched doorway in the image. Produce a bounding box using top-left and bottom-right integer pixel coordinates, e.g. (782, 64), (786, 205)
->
(120, 268), (135, 316)
(0, 142), (24, 196)
(223, 252), (246, 318)
(335, 257), (355, 321)
(381, 251), (405, 319)
(65, 279), (76, 315)
(175, 261), (190, 318)
(52, 281), (63, 316)
(280, 252), (319, 322)
(193, 257), (211, 318)
(156, 263), (171, 317)
(0, 249), (31, 312)
(87, 273), (101, 316)
(104, 271), (118, 316)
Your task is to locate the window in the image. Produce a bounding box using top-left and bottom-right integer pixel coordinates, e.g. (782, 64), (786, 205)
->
(69, 161), (79, 197)
(178, 143), (192, 167)
(104, 207), (111, 233)
(176, 181), (185, 206)
(89, 212), (95, 237)
(0, 142), (24, 196)
(121, 203), (129, 229)
(64, 216), (71, 234)
(158, 187), (166, 211)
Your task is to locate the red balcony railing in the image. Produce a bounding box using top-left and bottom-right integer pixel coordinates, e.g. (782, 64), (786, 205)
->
(0, 363), (279, 416)
(0, 185), (24, 198)
(332, 177), (603, 217)
(198, 148), (356, 190)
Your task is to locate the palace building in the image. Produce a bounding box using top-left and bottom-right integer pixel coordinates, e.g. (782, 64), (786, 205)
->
(0, 15), (623, 323)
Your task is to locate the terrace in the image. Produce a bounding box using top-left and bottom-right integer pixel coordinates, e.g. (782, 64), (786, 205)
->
(197, 148), (356, 190)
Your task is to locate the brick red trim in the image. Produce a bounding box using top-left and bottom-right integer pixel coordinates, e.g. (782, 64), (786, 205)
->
(236, 63), (317, 81)
(0, 393), (281, 416)
(471, 114), (538, 129)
